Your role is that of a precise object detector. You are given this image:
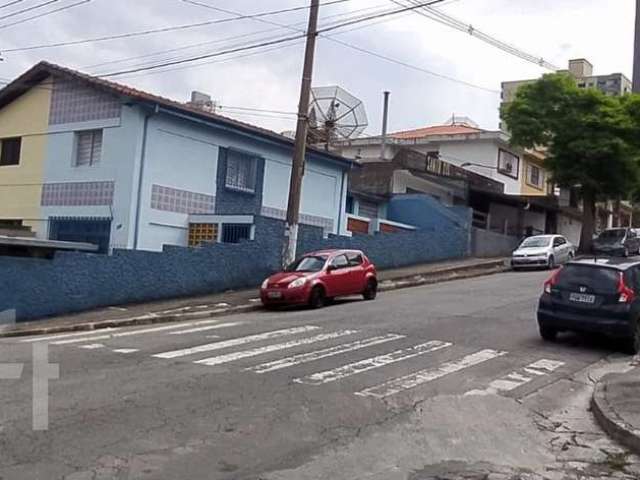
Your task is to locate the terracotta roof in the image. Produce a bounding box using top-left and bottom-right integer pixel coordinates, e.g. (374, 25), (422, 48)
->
(390, 123), (484, 139)
(0, 61), (354, 167)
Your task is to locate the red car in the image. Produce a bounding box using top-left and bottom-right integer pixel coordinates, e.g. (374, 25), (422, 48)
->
(260, 249), (378, 309)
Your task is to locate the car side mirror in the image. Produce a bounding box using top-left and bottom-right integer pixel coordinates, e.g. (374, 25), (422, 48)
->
(326, 265), (336, 273)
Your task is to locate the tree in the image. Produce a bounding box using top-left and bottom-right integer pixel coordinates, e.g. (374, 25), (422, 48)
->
(502, 73), (640, 253)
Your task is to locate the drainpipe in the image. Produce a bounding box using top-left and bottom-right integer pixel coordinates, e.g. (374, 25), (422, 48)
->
(133, 105), (158, 250)
(380, 91), (390, 160)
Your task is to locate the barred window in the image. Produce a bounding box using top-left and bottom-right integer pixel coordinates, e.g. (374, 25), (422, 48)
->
(225, 150), (257, 193)
(75, 130), (103, 167)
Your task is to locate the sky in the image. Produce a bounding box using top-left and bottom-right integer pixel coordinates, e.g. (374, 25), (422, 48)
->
(0, 0), (636, 137)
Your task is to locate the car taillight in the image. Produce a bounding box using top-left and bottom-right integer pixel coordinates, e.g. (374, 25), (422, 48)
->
(618, 272), (636, 304)
(543, 267), (562, 294)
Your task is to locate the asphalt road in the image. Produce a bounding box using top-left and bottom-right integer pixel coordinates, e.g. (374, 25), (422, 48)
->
(1, 270), (639, 480)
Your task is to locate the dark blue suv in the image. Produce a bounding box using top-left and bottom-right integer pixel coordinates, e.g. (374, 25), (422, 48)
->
(537, 258), (640, 354)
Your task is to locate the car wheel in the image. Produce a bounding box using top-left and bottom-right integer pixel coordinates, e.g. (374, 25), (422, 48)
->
(308, 286), (326, 309)
(362, 279), (377, 301)
(547, 255), (555, 270)
(568, 251), (575, 260)
(623, 319), (640, 355)
(540, 325), (558, 341)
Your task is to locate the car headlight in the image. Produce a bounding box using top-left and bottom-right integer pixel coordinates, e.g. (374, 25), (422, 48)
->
(288, 277), (307, 289)
(261, 278), (269, 289)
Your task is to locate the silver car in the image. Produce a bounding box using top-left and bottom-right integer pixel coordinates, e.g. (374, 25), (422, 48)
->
(511, 234), (575, 270)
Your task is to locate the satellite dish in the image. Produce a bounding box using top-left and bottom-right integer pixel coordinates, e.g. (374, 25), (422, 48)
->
(308, 86), (368, 148)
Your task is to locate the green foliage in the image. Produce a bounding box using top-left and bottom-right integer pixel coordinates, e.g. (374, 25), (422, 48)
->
(502, 73), (640, 201)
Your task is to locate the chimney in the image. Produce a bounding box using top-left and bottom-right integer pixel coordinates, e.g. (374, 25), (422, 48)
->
(187, 91), (217, 113)
(568, 59), (593, 78)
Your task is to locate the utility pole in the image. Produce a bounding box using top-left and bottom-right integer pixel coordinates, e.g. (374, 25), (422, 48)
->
(380, 91), (390, 160)
(283, 0), (320, 267)
(634, 0), (640, 92)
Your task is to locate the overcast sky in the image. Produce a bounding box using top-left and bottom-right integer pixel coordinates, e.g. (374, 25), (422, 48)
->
(0, 0), (636, 136)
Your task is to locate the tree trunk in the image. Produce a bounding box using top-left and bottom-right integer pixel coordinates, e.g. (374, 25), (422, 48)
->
(579, 189), (596, 254)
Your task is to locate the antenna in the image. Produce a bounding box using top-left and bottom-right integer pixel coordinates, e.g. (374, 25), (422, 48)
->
(308, 86), (368, 149)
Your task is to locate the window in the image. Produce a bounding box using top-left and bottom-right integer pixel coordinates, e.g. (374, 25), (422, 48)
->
(553, 237), (566, 247)
(225, 150), (257, 193)
(497, 149), (519, 179)
(189, 223), (218, 247)
(221, 224), (251, 243)
(358, 200), (379, 219)
(346, 252), (364, 267)
(330, 255), (349, 269)
(526, 164), (544, 189)
(0, 137), (21, 166)
(286, 255), (328, 272)
(75, 130), (103, 166)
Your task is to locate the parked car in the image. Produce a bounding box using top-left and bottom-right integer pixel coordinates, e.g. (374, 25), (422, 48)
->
(511, 235), (574, 270)
(537, 258), (640, 354)
(592, 228), (640, 257)
(260, 249), (378, 309)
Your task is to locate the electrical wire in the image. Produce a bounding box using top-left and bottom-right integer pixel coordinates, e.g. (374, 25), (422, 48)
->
(3, 0), (354, 53)
(100, 0), (445, 77)
(0, 0), (26, 10)
(0, 0), (92, 30)
(393, 0), (559, 71)
(0, 0), (58, 20)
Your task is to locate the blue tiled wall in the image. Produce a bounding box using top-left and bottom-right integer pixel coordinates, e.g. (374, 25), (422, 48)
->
(1, 215), (469, 322)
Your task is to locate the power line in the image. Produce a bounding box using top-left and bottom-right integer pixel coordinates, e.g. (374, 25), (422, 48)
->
(0, 0), (26, 10)
(0, 0), (58, 20)
(0, 0), (92, 30)
(393, 0), (559, 71)
(181, 0), (498, 94)
(3, 0), (354, 53)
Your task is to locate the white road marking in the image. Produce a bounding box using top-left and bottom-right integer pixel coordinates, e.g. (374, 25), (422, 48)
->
(168, 323), (242, 335)
(20, 328), (121, 343)
(465, 358), (565, 396)
(195, 330), (358, 367)
(248, 333), (406, 374)
(357, 349), (507, 399)
(153, 326), (321, 360)
(51, 324), (197, 345)
(79, 344), (105, 350)
(294, 340), (451, 386)
(112, 348), (139, 354)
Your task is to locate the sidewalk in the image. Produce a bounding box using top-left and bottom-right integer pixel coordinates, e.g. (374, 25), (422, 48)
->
(0, 256), (508, 338)
(592, 365), (640, 454)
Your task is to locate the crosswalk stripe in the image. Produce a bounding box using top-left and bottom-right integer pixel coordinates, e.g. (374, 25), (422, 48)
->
(247, 333), (406, 374)
(20, 328), (120, 343)
(153, 326), (321, 360)
(195, 330), (358, 367)
(51, 324), (197, 345)
(465, 358), (565, 396)
(294, 340), (451, 386)
(78, 344), (105, 350)
(168, 322), (242, 335)
(112, 348), (139, 354)
(356, 349), (507, 399)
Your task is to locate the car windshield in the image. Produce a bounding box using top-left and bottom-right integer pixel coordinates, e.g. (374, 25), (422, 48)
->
(555, 265), (621, 294)
(598, 229), (625, 240)
(286, 255), (327, 272)
(519, 237), (551, 248)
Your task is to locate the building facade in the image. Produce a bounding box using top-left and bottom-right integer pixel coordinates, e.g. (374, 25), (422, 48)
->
(0, 62), (353, 252)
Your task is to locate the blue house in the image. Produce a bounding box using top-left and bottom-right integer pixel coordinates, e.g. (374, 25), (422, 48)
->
(0, 62), (354, 252)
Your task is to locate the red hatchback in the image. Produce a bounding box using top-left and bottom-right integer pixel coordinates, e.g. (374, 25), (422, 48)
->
(260, 249), (378, 309)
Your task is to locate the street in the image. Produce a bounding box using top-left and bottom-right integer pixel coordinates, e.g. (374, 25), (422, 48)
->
(1, 270), (639, 479)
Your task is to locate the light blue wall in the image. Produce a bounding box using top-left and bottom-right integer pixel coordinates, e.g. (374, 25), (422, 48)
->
(42, 105), (146, 249)
(135, 109), (350, 251)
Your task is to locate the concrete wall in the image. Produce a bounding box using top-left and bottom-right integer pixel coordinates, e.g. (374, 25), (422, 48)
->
(386, 194), (471, 232)
(1, 216), (470, 321)
(471, 227), (520, 258)
(558, 213), (582, 246)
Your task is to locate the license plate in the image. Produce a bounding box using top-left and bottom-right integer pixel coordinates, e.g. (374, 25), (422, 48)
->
(267, 291), (283, 299)
(569, 293), (596, 304)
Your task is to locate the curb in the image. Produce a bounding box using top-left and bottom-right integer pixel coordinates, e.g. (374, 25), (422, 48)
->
(0, 259), (508, 339)
(591, 373), (640, 454)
